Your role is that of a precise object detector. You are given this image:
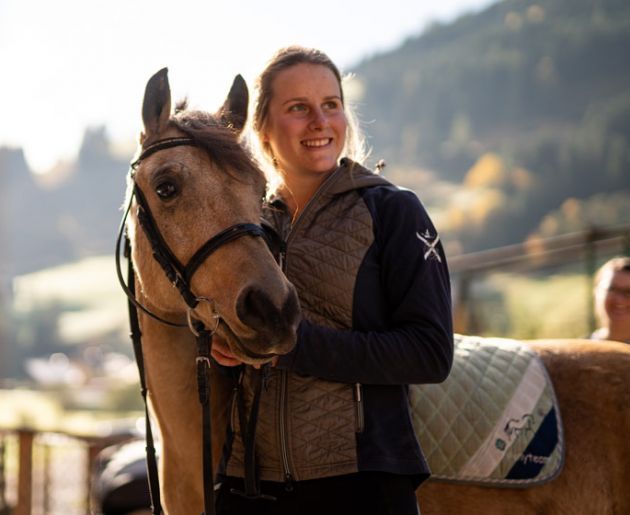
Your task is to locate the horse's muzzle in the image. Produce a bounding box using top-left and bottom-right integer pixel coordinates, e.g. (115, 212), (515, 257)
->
(235, 284), (301, 354)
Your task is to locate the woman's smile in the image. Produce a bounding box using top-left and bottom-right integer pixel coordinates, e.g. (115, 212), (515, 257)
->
(302, 137), (333, 148)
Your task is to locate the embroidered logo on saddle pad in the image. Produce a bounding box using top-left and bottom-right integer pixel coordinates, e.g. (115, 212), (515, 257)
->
(409, 334), (564, 486)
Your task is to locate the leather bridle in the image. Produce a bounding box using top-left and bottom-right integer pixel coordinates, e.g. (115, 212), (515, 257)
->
(118, 136), (270, 320)
(116, 136), (279, 515)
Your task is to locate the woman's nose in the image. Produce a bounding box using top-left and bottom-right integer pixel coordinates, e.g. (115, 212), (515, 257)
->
(308, 108), (327, 129)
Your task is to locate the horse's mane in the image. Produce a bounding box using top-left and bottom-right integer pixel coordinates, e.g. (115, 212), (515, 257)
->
(170, 100), (264, 184)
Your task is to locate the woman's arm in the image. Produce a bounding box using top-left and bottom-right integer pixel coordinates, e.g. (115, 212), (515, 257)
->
(276, 189), (453, 385)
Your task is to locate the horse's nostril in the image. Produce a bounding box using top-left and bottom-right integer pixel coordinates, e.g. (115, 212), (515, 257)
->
(237, 287), (280, 328)
(239, 288), (258, 320)
(237, 286), (301, 338)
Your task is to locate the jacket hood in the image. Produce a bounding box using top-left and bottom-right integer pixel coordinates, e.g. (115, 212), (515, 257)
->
(268, 158), (392, 207)
(326, 158), (392, 195)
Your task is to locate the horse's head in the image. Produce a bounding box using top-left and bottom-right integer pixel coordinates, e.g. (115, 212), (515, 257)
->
(126, 68), (300, 364)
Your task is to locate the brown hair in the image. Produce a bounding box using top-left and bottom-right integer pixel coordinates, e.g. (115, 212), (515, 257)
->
(252, 45), (366, 168)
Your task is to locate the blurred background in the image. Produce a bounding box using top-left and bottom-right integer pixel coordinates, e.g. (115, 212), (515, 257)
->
(1, 0), (629, 512)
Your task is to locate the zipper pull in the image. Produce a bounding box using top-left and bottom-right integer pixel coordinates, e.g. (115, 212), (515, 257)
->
(284, 472), (294, 492)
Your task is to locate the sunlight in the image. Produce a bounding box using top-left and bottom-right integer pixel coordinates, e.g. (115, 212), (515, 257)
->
(1, 0), (495, 173)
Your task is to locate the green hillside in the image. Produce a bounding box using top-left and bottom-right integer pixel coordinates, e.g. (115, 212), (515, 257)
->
(352, 0), (630, 252)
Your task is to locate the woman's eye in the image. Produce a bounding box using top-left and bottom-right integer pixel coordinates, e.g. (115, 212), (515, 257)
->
(288, 103), (307, 113)
(155, 181), (178, 199)
(323, 100), (340, 110)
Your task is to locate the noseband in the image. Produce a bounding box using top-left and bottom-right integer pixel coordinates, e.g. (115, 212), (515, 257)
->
(116, 136), (280, 515)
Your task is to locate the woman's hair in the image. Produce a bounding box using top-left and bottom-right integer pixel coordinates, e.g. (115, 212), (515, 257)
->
(593, 256), (630, 326)
(251, 45), (367, 173)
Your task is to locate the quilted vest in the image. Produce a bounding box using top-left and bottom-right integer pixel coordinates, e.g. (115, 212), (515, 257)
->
(225, 160), (392, 482)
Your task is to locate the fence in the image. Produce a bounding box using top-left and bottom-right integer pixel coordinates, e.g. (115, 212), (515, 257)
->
(450, 224), (630, 335)
(0, 428), (131, 515)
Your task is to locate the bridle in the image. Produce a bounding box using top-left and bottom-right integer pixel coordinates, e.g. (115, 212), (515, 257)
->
(117, 136), (270, 323)
(116, 136), (280, 515)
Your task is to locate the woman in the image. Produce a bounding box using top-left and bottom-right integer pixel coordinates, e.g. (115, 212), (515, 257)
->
(211, 46), (453, 515)
(591, 256), (630, 344)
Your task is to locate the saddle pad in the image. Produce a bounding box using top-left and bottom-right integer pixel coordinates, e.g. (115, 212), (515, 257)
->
(409, 334), (564, 486)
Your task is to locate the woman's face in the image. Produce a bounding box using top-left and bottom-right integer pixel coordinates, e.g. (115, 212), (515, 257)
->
(602, 270), (630, 324)
(262, 63), (347, 181)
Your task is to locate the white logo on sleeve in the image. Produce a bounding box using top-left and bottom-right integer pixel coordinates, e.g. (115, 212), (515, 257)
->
(416, 229), (442, 262)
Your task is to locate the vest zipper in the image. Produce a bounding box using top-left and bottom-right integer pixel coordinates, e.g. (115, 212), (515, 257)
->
(354, 383), (364, 433)
(275, 166), (344, 491)
(279, 369), (294, 490)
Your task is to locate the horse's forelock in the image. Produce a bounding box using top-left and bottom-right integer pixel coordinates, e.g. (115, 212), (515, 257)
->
(171, 109), (264, 185)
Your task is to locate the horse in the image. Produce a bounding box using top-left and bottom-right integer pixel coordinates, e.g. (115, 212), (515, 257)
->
(417, 338), (630, 514)
(123, 70), (630, 515)
(122, 68), (301, 514)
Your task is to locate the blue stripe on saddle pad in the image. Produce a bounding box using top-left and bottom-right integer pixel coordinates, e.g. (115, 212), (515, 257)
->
(505, 407), (558, 480)
(409, 334), (564, 486)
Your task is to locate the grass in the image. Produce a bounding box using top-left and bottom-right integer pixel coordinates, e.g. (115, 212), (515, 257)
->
(0, 389), (140, 436)
(465, 271), (592, 339)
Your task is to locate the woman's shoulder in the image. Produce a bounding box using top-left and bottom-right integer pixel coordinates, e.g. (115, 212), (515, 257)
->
(360, 179), (426, 215)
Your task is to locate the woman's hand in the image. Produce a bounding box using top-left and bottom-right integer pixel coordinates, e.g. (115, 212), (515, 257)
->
(211, 336), (244, 367)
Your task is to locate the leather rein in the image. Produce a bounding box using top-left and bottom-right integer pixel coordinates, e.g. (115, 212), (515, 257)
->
(115, 136), (278, 515)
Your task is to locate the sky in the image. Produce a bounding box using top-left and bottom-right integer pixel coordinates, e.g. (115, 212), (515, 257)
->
(1, 0), (496, 174)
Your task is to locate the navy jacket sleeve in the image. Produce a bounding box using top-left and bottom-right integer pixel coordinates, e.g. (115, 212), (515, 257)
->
(276, 188), (453, 385)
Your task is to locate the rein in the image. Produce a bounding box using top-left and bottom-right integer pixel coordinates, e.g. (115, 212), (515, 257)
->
(116, 137), (279, 515)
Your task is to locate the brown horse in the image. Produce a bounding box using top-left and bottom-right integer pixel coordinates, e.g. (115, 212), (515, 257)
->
(125, 68), (300, 514)
(126, 70), (630, 515)
(418, 339), (630, 515)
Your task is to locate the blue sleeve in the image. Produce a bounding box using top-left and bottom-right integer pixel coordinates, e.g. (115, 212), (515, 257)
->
(276, 189), (453, 385)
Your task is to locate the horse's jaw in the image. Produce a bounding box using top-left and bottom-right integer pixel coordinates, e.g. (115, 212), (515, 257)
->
(216, 316), (299, 366)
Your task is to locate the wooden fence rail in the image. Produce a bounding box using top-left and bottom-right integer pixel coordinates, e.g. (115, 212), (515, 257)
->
(0, 428), (131, 515)
(450, 224), (630, 334)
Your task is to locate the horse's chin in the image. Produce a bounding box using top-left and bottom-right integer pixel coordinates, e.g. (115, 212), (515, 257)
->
(216, 320), (278, 366)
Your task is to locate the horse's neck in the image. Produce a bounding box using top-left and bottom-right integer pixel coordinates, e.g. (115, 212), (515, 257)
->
(137, 307), (233, 511)
(139, 312), (200, 437)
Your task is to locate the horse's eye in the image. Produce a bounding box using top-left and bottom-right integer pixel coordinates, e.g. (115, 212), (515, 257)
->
(155, 181), (178, 199)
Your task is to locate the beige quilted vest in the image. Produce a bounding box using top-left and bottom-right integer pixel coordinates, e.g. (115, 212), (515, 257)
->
(225, 161), (391, 481)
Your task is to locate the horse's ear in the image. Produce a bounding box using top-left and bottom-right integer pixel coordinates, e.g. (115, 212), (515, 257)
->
(219, 74), (248, 133)
(142, 68), (172, 140)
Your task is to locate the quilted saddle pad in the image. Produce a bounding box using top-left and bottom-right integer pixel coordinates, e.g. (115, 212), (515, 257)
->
(409, 334), (564, 486)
